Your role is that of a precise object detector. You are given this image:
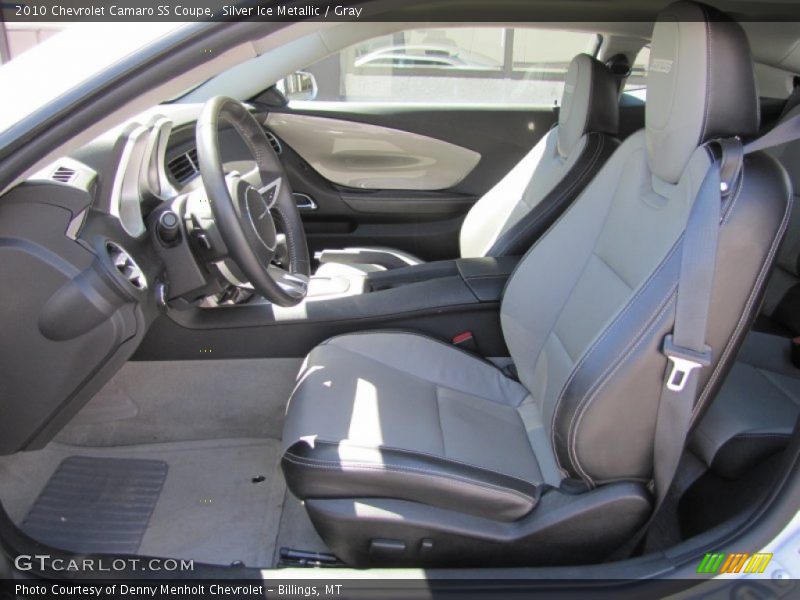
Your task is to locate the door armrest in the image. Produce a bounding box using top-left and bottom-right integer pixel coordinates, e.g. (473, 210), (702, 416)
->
(316, 247), (423, 270)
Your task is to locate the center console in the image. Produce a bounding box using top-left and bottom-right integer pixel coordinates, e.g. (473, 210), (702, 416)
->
(133, 256), (521, 361)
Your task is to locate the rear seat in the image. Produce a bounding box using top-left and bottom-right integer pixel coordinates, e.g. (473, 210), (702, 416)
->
(691, 105), (800, 479)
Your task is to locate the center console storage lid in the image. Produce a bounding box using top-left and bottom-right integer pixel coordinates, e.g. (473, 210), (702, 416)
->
(367, 260), (460, 291)
(367, 256), (520, 303)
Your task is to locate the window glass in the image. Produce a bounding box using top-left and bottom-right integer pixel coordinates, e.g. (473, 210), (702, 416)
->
(298, 27), (599, 106)
(623, 45), (649, 100)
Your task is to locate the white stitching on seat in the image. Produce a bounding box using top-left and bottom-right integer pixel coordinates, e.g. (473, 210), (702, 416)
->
(695, 181), (793, 418)
(307, 438), (542, 489)
(568, 291), (677, 484)
(282, 452), (536, 509)
(550, 238), (682, 471)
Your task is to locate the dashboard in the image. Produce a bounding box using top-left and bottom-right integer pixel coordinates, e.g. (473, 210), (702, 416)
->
(0, 110), (264, 455)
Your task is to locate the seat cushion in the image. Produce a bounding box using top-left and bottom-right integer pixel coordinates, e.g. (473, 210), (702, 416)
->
(281, 332), (557, 521)
(691, 332), (800, 478)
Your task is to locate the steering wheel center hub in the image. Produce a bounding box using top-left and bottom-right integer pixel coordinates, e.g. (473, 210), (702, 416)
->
(240, 182), (277, 254)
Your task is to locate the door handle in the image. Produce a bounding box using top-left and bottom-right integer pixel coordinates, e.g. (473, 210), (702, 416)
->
(293, 193), (318, 211)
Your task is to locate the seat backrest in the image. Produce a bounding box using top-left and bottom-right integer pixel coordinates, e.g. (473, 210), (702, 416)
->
(500, 0), (791, 486)
(459, 53), (619, 259)
(760, 105), (800, 331)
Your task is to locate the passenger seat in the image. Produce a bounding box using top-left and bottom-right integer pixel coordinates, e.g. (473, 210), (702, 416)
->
(316, 53), (619, 277)
(691, 106), (800, 478)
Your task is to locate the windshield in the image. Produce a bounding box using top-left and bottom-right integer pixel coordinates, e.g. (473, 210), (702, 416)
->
(0, 22), (186, 136)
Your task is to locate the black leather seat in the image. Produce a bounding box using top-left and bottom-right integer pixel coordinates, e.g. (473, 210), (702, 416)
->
(281, 2), (792, 567)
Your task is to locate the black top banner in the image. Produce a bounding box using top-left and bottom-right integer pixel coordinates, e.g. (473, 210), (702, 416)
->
(3, 0), (800, 23)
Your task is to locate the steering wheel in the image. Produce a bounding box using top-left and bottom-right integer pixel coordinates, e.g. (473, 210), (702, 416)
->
(195, 96), (310, 307)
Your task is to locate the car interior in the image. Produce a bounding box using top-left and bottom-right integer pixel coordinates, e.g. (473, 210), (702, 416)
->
(1, 0), (800, 577)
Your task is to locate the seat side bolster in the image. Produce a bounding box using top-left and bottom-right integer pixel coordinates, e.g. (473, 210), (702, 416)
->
(488, 132), (620, 258)
(282, 440), (542, 522)
(553, 238), (682, 484)
(690, 341), (800, 478)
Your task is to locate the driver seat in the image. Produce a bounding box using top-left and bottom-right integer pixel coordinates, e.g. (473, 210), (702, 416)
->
(281, 1), (791, 567)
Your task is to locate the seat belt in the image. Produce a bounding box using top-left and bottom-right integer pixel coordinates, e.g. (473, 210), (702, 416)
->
(622, 113), (800, 555)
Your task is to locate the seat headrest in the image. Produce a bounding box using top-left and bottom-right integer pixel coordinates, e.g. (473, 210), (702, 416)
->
(557, 53), (619, 158)
(646, 1), (759, 184)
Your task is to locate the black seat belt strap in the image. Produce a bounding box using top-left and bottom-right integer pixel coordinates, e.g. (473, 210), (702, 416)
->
(654, 138), (740, 510)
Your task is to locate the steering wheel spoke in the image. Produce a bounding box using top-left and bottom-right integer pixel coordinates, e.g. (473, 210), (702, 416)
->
(258, 176), (283, 210)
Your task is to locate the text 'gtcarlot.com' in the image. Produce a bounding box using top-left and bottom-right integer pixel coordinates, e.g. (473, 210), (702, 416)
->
(13, 554), (194, 572)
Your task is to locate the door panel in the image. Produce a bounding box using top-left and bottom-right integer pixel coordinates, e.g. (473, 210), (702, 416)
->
(266, 112), (481, 191)
(280, 105), (557, 196)
(267, 105), (559, 262)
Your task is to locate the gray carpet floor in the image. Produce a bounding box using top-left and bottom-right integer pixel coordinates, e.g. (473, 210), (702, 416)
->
(0, 439), (287, 567)
(0, 357), (331, 568)
(56, 358), (303, 446)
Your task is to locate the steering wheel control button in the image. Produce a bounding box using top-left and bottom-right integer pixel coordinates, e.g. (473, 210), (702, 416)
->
(194, 231), (212, 250)
(156, 210), (181, 246)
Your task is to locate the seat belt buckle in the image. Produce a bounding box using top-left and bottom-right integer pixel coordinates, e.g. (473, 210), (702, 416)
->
(662, 335), (711, 392)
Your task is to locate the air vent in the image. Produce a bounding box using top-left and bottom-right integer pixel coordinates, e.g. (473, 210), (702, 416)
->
(265, 131), (282, 155)
(167, 150), (199, 184)
(52, 166), (76, 183)
(106, 242), (147, 290)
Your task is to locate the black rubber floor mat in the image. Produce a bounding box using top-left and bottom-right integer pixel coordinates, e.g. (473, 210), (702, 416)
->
(22, 456), (167, 554)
